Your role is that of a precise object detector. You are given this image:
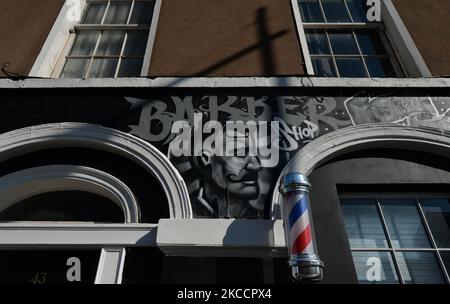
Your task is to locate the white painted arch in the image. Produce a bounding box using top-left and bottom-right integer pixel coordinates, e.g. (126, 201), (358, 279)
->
(0, 123), (192, 219)
(271, 123), (450, 218)
(0, 165), (140, 223)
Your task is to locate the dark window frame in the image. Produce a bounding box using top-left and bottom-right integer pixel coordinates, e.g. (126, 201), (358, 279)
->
(340, 192), (450, 284)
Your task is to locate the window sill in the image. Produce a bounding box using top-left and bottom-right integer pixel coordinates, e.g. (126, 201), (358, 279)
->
(0, 77), (449, 89)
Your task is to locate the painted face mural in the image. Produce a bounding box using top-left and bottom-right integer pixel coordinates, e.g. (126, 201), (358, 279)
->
(209, 132), (262, 200)
(196, 143), (264, 218)
(211, 154), (262, 199)
(167, 118), (277, 218)
(125, 94), (450, 219)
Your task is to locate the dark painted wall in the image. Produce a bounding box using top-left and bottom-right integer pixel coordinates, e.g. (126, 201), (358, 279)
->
(393, 0), (450, 76)
(0, 0), (64, 77)
(148, 0), (305, 77)
(1, 86), (449, 219)
(309, 150), (450, 283)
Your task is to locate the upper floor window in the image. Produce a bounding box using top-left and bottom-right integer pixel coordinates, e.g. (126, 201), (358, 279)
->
(341, 195), (450, 284)
(294, 0), (402, 77)
(60, 0), (156, 78)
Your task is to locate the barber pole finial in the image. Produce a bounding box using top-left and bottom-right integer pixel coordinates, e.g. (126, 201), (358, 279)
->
(279, 173), (324, 282)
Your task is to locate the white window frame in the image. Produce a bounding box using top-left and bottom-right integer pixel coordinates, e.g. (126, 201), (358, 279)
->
(0, 220), (286, 284)
(29, 0), (162, 78)
(0, 222), (157, 284)
(0, 122), (191, 284)
(291, 0), (432, 77)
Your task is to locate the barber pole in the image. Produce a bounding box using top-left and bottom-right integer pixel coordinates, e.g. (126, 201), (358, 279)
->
(279, 173), (324, 282)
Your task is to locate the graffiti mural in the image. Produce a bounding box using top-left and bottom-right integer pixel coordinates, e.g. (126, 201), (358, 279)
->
(124, 94), (450, 219)
(345, 95), (450, 130)
(0, 90), (448, 219)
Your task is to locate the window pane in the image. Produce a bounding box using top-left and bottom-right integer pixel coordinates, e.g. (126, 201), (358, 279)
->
(421, 198), (450, 248)
(104, 1), (131, 24)
(381, 199), (431, 248)
(216, 258), (264, 284)
(118, 58), (144, 77)
(352, 251), (399, 284)
(366, 57), (396, 78)
(328, 30), (359, 54)
(69, 31), (100, 56)
(441, 252), (450, 274)
(123, 31), (149, 56)
(298, 0), (325, 22)
(0, 250), (100, 284)
(129, 1), (155, 24)
(82, 2), (107, 24)
(95, 31), (126, 56)
(321, 0), (351, 22)
(341, 199), (388, 248)
(345, 0), (366, 22)
(355, 30), (386, 55)
(306, 30), (331, 54)
(122, 248), (163, 284)
(335, 58), (367, 77)
(60, 58), (90, 78)
(396, 251), (445, 284)
(88, 58), (119, 78)
(311, 57), (337, 76)
(0, 191), (124, 222)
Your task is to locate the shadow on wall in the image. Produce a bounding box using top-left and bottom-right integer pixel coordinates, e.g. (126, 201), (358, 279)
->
(222, 219), (276, 252)
(194, 7), (286, 76)
(165, 7), (287, 87)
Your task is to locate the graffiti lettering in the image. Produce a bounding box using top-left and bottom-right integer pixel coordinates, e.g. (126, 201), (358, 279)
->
(345, 95), (450, 131)
(275, 117), (319, 152)
(125, 94), (450, 219)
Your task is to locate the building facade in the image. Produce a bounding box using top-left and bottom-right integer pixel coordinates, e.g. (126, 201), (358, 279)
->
(0, 0), (449, 284)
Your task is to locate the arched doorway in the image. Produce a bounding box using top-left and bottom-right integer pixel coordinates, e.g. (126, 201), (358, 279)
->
(0, 123), (191, 284)
(272, 124), (450, 217)
(271, 124), (450, 284)
(0, 123), (191, 219)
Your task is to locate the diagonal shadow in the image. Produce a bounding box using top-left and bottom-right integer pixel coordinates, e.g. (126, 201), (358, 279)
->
(257, 7), (276, 75)
(193, 30), (286, 77)
(163, 7), (288, 86)
(194, 7), (285, 77)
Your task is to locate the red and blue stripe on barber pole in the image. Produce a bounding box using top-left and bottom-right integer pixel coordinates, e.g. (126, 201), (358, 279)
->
(286, 191), (314, 255)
